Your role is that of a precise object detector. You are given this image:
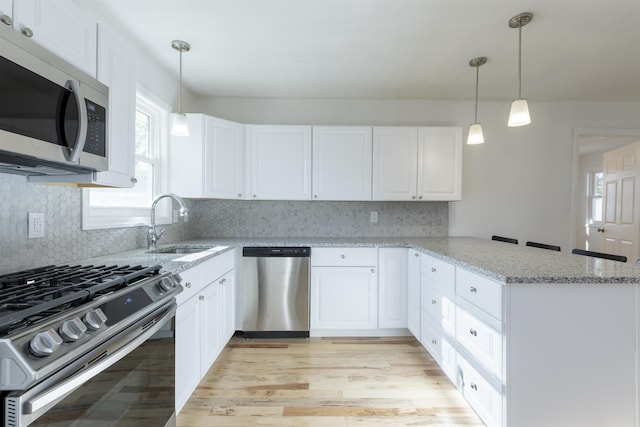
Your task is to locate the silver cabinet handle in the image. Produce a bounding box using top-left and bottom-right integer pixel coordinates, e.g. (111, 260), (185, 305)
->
(470, 383), (478, 391)
(314, 194), (318, 198)
(412, 195), (417, 200)
(431, 267), (436, 273)
(469, 329), (477, 336)
(414, 253), (419, 257)
(237, 193), (242, 198)
(20, 25), (34, 37)
(431, 339), (437, 345)
(185, 282), (192, 288)
(199, 295), (204, 301)
(131, 177), (138, 184)
(340, 254), (346, 259)
(469, 286), (477, 293)
(253, 194), (257, 198)
(431, 299), (437, 305)
(418, 196), (423, 200)
(0, 14), (12, 26)
(371, 268), (375, 274)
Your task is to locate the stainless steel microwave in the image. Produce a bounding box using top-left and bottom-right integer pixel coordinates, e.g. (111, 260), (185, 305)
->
(0, 24), (108, 176)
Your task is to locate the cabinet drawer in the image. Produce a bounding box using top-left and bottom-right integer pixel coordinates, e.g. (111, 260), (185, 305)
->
(311, 247), (378, 266)
(421, 283), (455, 335)
(420, 254), (455, 296)
(176, 264), (202, 306)
(456, 267), (503, 320)
(202, 249), (235, 283)
(456, 308), (502, 380)
(458, 356), (503, 427)
(420, 314), (457, 384)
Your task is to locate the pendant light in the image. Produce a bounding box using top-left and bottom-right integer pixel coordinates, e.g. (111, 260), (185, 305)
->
(507, 12), (533, 127)
(467, 56), (487, 145)
(170, 39), (191, 137)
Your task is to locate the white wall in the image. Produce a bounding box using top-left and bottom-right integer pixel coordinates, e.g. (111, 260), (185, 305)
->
(193, 97), (640, 251)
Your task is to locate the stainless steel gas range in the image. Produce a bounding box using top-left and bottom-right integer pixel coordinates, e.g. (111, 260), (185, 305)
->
(0, 263), (181, 427)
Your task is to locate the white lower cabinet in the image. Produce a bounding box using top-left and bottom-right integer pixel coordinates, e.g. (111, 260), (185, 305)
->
(458, 356), (502, 427)
(175, 250), (236, 414)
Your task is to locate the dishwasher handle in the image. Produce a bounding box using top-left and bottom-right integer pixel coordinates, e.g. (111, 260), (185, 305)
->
(242, 247), (310, 257)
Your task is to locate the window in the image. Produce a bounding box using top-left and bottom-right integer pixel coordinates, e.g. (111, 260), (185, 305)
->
(82, 91), (170, 230)
(587, 171), (604, 225)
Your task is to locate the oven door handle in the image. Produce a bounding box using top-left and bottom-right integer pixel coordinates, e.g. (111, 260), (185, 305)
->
(24, 303), (176, 416)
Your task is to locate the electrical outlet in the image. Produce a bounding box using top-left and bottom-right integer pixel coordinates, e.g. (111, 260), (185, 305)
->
(370, 211), (378, 224)
(28, 212), (45, 238)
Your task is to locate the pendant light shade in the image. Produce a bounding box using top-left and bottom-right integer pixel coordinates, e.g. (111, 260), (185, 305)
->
(170, 40), (191, 137)
(467, 56), (487, 145)
(507, 12), (533, 127)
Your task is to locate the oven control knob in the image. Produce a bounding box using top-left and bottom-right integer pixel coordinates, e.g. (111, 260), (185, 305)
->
(84, 308), (108, 331)
(29, 329), (63, 357)
(59, 317), (88, 342)
(157, 276), (176, 292)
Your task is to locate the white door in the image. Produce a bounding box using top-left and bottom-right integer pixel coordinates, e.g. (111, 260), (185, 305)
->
(417, 127), (462, 201)
(13, 0), (97, 76)
(248, 125), (312, 200)
(207, 117), (245, 199)
(310, 266), (378, 330)
(312, 126), (373, 200)
(372, 127), (418, 200)
(602, 140), (640, 262)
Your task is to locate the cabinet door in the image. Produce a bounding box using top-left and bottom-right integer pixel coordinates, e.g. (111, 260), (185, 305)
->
(407, 249), (421, 338)
(378, 248), (408, 328)
(417, 127), (462, 201)
(169, 114), (207, 197)
(0, 1), (12, 26)
(310, 266), (378, 329)
(92, 24), (136, 188)
(175, 295), (201, 413)
(199, 282), (221, 378)
(206, 117), (245, 199)
(312, 126), (372, 201)
(372, 127), (418, 200)
(248, 125), (312, 200)
(13, 0), (97, 76)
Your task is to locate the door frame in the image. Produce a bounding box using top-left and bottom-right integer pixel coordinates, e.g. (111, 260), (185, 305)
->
(571, 128), (640, 251)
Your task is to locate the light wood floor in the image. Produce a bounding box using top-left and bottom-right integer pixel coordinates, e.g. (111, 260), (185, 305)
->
(177, 336), (484, 426)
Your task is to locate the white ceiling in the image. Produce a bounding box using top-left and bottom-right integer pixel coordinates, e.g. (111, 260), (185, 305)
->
(84, 0), (640, 102)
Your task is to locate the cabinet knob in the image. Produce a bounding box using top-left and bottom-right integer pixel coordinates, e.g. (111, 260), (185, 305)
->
(20, 25), (33, 37)
(431, 267), (436, 273)
(431, 339), (437, 345)
(199, 295), (204, 301)
(469, 286), (477, 293)
(414, 253), (419, 257)
(470, 383), (478, 391)
(253, 194), (257, 198)
(237, 193), (242, 198)
(0, 14), (12, 26)
(131, 177), (138, 184)
(340, 254), (346, 259)
(418, 196), (423, 200)
(469, 329), (477, 336)
(412, 195), (417, 200)
(371, 268), (375, 274)
(597, 227), (605, 233)
(185, 282), (192, 288)
(431, 299), (437, 305)
(314, 194), (318, 199)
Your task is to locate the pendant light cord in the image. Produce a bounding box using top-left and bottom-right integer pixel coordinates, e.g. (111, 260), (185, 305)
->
(179, 49), (183, 114)
(517, 21), (522, 99)
(474, 64), (479, 123)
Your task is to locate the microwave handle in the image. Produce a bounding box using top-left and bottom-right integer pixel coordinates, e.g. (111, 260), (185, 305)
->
(64, 79), (88, 163)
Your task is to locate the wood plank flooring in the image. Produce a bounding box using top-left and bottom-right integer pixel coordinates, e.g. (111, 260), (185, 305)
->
(177, 336), (484, 426)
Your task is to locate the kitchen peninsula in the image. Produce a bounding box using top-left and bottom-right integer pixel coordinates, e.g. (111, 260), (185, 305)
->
(82, 237), (640, 427)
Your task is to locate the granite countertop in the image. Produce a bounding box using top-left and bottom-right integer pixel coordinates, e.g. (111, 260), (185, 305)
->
(75, 237), (640, 285)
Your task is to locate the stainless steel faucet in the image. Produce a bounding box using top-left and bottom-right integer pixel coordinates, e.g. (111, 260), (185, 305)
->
(147, 193), (189, 250)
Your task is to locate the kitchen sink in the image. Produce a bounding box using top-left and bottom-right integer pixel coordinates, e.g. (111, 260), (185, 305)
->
(149, 246), (211, 254)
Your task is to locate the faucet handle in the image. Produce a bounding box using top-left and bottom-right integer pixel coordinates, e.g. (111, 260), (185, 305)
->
(156, 228), (166, 239)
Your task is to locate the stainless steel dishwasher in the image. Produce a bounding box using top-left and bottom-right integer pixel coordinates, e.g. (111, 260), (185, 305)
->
(242, 247), (311, 338)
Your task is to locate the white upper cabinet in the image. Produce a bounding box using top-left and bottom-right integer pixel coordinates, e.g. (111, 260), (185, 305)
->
(12, 0), (97, 76)
(312, 126), (372, 201)
(373, 126), (462, 201)
(170, 114), (245, 199)
(418, 127), (462, 201)
(0, 1), (12, 27)
(247, 125), (312, 200)
(373, 127), (419, 200)
(92, 24), (136, 188)
(207, 116), (245, 199)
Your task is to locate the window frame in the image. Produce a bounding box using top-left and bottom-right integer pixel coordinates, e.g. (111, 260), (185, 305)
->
(82, 88), (171, 230)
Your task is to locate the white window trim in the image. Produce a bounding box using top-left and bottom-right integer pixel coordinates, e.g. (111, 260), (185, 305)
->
(81, 87), (172, 230)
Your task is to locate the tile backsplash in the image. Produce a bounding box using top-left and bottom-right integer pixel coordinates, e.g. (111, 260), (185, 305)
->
(1, 173), (448, 274)
(191, 199), (448, 238)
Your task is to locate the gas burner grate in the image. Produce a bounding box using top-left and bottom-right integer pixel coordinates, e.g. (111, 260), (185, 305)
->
(0, 264), (162, 335)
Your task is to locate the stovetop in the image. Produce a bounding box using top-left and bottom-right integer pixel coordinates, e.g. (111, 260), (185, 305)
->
(0, 264), (162, 336)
